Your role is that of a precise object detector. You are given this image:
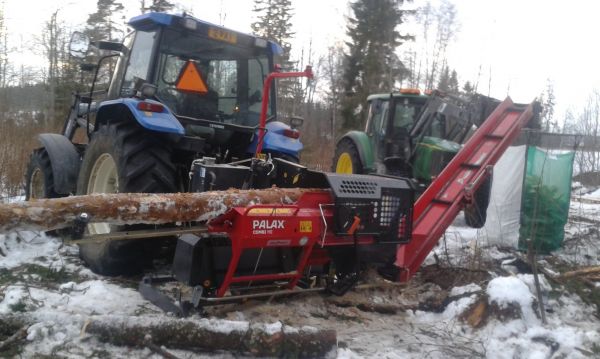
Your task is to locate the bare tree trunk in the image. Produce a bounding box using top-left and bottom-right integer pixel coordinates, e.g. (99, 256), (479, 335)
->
(1, 314), (337, 358)
(0, 188), (328, 232)
(85, 315), (337, 358)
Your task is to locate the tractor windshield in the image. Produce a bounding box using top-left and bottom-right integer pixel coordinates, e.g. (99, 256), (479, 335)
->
(154, 28), (271, 126)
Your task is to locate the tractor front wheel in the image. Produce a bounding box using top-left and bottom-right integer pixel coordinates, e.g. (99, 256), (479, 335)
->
(25, 149), (61, 200)
(333, 139), (363, 174)
(76, 122), (178, 276)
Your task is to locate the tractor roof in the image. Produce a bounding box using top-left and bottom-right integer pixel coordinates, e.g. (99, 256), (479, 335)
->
(128, 12), (283, 55)
(367, 92), (429, 102)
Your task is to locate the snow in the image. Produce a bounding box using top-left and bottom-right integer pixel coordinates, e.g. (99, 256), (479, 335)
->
(1, 192), (600, 358)
(487, 276), (538, 323)
(449, 283), (482, 296)
(0, 231), (62, 269)
(583, 186), (600, 199)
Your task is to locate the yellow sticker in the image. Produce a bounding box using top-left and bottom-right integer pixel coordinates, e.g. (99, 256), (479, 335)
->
(248, 208), (294, 216)
(299, 220), (312, 233)
(208, 27), (237, 44)
(256, 153), (267, 160)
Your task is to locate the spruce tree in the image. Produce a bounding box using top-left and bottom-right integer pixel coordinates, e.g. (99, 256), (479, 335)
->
(437, 65), (450, 92)
(251, 0), (294, 65)
(145, 0), (175, 13)
(251, 0), (297, 116)
(463, 81), (474, 96)
(85, 0), (125, 42)
(448, 69), (459, 94)
(341, 0), (412, 130)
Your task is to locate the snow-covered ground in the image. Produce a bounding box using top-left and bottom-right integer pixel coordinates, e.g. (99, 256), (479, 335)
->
(1, 193), (600, 358)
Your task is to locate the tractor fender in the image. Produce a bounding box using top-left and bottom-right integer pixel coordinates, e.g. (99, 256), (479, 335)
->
(337, 131), (375, 172)
(96, 98), (185, 135)
(247, 121), (303, 160)
(37, 133), (81, 195)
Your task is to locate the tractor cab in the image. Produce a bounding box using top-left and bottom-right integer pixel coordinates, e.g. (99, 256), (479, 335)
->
(115, 13), (286, 158)
(364, 89), (473, 180)
(69, 12), (303, 162)
(334, 89), (501, 228)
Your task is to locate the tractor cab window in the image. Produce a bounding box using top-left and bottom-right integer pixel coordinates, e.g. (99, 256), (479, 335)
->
(424, 113), (445, 138)
(393, 100), (416, 129)
(121, 30), (156, 96)
(154, 28), (271, 126)
(366, 100), (388, 137)
(366, 99), (389, 160)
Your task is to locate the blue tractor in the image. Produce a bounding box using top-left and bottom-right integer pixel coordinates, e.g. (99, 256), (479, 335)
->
(24, 13), (305, 275)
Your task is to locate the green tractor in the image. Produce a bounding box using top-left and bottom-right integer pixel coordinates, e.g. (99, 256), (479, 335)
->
(333, 89), (501, 228)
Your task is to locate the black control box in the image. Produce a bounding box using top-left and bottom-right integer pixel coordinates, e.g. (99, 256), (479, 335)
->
(190, 159), (251, 192)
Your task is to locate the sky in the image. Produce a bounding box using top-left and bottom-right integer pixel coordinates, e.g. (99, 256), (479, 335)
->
(3, 0), (600, 119)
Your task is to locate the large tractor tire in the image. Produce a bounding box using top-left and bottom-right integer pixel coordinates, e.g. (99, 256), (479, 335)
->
(464, 175), (492, 228)
(25, 149), (62, 200)
(333, 139), (363, 174)
(77, 122), (177, 276)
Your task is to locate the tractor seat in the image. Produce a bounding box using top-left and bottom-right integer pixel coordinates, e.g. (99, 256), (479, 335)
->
(178, 90), (219, 121)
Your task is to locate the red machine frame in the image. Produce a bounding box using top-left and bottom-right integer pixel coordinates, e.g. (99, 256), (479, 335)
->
(203, 97), (534, 297)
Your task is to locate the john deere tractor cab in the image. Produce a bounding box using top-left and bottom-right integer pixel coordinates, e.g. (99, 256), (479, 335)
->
(334, 89), (501, 228)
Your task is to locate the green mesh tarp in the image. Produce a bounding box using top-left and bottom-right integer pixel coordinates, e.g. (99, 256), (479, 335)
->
(518, 146), (574, 253)
(412, 136), (461, 182)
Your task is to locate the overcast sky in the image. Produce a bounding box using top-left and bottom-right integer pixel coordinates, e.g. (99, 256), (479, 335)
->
(3, 0), (600, 119)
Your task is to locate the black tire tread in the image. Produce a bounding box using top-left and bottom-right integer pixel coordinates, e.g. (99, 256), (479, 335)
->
(77, 122), (177, 276)
(24, 149), (61, 200)
(332, 138), (364, 174)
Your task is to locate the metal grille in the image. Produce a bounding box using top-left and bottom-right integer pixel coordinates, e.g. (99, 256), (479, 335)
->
(325, 173), (414, 244)
(339, 180), (377, 195)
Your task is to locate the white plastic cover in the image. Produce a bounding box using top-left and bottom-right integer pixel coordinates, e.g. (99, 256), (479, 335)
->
(482, 145), (526, 248)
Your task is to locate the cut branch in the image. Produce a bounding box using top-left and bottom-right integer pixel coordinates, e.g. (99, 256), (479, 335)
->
(0, 326), (28, 351)
(0, 188), (327, 232)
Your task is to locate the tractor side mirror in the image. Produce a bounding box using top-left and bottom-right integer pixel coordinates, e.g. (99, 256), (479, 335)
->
(69, 31), (90, 59)
(290, 116), (304, 129)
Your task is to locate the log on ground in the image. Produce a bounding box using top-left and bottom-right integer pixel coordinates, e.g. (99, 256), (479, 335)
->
(558, 266), (600, 279)
(84, 315), (337, 358)
(0, 188), (327, 232)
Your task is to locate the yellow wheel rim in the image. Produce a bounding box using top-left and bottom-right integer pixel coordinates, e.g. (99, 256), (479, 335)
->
(336, 152), (354, 174)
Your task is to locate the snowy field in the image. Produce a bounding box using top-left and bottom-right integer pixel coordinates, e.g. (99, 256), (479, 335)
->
(1, 192), (600, 358)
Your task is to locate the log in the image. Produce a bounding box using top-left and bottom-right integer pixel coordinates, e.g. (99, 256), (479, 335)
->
(559, 266), (600, 279)
(84, 315), (337, 358)
(0, 188), (327, 232)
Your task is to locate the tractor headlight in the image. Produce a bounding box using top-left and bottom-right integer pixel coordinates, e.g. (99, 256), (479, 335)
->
(183, 18), (197, 31)
(254, 38), (268, 48)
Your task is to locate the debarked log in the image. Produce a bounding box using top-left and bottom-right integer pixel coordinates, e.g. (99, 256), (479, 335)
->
(0, 188), (328, 232)
(84, 315), (337, 358)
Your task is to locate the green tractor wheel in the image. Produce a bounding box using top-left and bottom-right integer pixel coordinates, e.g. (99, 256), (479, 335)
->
(333, 139), (363, 174)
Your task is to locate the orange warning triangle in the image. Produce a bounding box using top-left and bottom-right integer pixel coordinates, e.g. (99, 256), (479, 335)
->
(176, 61), (209, 94)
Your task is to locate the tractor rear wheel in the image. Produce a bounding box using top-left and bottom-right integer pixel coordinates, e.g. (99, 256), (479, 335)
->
(333, 139), (363, 174)
(25, 149), (62, 200)
(464, 175), (492, 228)
(76, 122), (178, 276)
